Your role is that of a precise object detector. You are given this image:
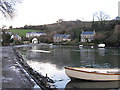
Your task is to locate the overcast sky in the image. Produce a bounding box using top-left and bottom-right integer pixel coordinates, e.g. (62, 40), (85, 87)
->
(1, 0), (120, 28)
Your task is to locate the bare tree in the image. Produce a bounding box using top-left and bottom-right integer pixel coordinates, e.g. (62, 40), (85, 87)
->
(93, 11), (110, 22)
(0, 0), (22, 18)
(93, 11), (110, 27)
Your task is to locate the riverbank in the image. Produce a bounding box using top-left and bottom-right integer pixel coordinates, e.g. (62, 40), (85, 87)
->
(2, 46), (36, 89)
(13, 48), (55, 89)
(2, 46), (55, 89)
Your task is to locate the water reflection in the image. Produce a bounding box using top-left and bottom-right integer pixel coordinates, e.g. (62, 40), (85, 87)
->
(17, 45), (120, 89)
(27, 60), (70, 88)
(65, 79), (120, 89)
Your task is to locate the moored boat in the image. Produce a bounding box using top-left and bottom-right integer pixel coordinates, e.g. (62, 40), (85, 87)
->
(65, 67), (120, 81)
(98, 44), (105, 48)
(79, 45), (83, 47)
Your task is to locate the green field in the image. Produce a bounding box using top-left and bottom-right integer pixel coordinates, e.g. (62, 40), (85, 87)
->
(8, 29), (42, 37)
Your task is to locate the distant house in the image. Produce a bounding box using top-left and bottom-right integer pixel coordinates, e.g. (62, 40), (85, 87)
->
(26, 32), (46, 37)
(53, 34), (71, 43)
(5, 31), (12, 35)
(11, 34), (22, 41)
(81, 30), (95, 42)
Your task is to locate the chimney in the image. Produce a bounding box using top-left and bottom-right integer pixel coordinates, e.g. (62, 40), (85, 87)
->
(82, 29), (84, 33)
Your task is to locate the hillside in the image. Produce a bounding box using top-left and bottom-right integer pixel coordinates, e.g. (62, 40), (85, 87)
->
(15, 20), (119, 33)
(7, 20), (120, 47)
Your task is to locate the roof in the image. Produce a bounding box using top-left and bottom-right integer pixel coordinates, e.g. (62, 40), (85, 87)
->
(27, 32), (45, 33)
(15, 34), (21, 37)
(54, 34), (70, 38)
(54, 34), (65, 37)
(81, 31), (94, 35)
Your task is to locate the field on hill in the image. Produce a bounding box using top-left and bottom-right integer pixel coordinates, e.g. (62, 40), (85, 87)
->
(8, 29), (41, 37)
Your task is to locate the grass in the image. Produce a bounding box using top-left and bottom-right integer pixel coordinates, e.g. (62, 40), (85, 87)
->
(8, 29), (42, 37)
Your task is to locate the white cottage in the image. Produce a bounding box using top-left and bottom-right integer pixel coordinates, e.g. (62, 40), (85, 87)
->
(26, 32), (46, 38)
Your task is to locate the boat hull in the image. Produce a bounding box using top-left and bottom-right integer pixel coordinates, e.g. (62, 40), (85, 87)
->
(65, 67), (120, 81)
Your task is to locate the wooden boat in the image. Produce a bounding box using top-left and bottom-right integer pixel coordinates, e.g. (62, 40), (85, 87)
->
(65, 67), (120, 81)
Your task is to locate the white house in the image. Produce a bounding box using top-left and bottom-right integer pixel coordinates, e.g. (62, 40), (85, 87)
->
(11, 34), (22, 41)
(26, 32), (46, 38)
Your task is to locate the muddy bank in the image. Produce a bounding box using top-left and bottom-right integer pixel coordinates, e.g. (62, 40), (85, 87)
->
(2, 47), (35, 89)
(13, 48), (56, 90)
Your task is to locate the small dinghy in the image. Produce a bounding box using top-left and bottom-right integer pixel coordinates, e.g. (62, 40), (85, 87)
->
(79, 45), (83, 47)
(98, 44), (105, 48)
(65, 67), (120, 81)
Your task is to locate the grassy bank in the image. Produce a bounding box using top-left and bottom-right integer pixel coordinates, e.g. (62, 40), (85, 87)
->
(8, 29), (42, 37)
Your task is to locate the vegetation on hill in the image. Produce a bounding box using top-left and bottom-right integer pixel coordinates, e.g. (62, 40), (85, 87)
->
(15, 19), (120, 46)
(3, 19), (120, 47)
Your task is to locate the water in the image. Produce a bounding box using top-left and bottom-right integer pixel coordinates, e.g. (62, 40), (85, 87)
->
(16, 44), (120, 89)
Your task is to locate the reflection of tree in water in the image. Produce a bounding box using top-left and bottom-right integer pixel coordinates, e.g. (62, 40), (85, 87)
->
(52, 46), (80, 68)
(18, 46), (82, 69)
(93, 48), (119, 68)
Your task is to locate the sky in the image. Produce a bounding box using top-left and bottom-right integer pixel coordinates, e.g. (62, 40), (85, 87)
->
(1, 0), (120, 28)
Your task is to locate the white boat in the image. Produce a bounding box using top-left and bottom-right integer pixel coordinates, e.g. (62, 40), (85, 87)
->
(65, 67), (120, 81)
(98, 44), (105, 48)
(79, 45), (83, 47)
(91, 46), (94, 48)
(49, 44), (53, 46)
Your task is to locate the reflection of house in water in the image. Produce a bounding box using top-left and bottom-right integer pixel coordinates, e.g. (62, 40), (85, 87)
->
(98, 48), (105, 56)
(32, 46), (37, 50)
(53, 47), (72, 68)
(26, 45), (51, 59)
(79, 49), (95, 67)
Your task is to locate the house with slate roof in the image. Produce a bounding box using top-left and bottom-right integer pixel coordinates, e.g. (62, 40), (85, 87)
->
(11, 34), (22, 41)
(26, 32), (46, 38)
(53, 34), (71, 43)
(81, 30), (95, 42)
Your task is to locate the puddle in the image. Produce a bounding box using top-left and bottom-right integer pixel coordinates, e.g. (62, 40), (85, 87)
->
(2, 77), (13, 82)
(10, 65), (20, 72)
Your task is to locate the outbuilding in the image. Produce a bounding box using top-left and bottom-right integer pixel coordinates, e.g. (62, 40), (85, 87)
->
(32, 38), (38, 44)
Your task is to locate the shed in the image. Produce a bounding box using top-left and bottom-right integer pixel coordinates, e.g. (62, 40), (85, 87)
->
(32, 38), (38, 44)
